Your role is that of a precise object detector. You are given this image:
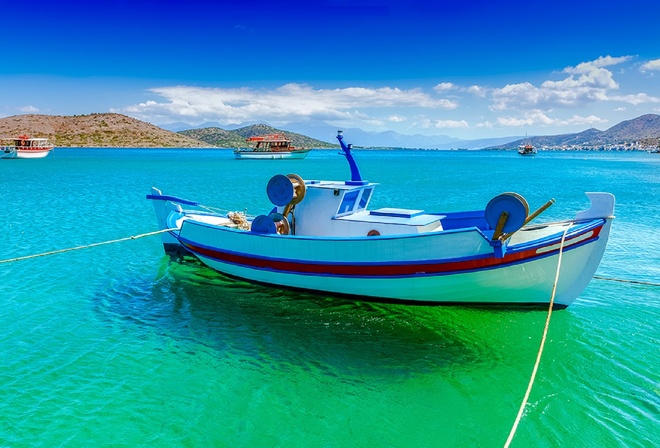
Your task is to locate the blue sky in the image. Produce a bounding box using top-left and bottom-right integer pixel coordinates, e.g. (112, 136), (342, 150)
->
(3, 0), (660, 140)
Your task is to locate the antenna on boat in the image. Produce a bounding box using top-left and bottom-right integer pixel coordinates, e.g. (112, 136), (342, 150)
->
(336, 130), (367, 185)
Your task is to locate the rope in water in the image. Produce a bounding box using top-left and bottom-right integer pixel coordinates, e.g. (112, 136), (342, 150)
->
(593, 275), (660, 287)
(503, 225), (571, 448)
(0, 228), (178, 265)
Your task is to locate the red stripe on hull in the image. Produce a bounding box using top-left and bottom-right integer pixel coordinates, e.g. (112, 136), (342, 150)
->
(182, 225), (603, 277)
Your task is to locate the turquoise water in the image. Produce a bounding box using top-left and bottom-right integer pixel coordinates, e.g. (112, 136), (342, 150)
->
(1, 148), (658, 447)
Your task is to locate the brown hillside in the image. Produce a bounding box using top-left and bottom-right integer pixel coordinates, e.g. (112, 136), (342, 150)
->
(0, 113), (213, 148)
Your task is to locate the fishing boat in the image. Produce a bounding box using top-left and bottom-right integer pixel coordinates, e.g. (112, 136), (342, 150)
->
(518, 142), (537, 156)
(1, 134), (54, 159)
(234, 133), (311, 159)
(148, 131), (615, 308)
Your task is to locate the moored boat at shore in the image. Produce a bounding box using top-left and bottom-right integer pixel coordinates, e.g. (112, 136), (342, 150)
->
(148, 131), (614, 308)
(234, 133), (311, 159)
(1, 134), (54, 159)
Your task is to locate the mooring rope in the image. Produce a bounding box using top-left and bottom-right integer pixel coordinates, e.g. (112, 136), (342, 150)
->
(0, 228), (178, 265)
(503, 224), (572, 448)
(593, 275), (660, 287)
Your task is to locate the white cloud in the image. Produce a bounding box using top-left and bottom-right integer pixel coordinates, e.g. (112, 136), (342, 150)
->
(490, 55), (632, 111)
(496, 110), (607, 127)
(566, 55), (632, 74)
(467, 85), (488, 97)
(641, 59), (660, 72)
(609, 93), (660, 105)
(433, 82), (455, 92)
(119, 83), (457, 126)
(432, 119), (469, 129)
(497, 111), (553, 127)
(111, 55), (660, 139)
(19, 105), (39, 113)
(559, 115), (608, 126)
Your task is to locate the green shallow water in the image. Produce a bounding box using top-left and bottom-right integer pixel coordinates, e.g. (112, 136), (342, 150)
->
(1, 148), (658, 447)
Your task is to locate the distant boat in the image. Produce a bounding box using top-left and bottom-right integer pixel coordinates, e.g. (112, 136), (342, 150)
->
(234, 133), (311, 160)
(518, 142), (537, 156)
(1, 134), (54, 159)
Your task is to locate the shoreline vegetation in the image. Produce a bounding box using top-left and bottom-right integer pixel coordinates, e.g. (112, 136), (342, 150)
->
(1, 112), (659, 151)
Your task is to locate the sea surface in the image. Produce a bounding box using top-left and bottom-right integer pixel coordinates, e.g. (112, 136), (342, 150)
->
(1, 147), (658, 447)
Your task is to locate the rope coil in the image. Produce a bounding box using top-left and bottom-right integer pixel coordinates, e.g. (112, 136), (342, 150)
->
(227, 211), (250, 230)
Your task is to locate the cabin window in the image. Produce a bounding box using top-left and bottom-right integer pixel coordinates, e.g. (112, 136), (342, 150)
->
(336, 190), (359, 216)
(357, 188), (372, 211)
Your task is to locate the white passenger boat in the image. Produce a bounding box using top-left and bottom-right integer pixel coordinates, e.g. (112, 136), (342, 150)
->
(149, 131), (614, 308)
(1, 134), (54, 159)
(518, 143), (537, 155)
(234, 133), (311, 159)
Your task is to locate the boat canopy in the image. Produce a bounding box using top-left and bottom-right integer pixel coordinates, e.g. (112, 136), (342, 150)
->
(246, 133), (290, 142)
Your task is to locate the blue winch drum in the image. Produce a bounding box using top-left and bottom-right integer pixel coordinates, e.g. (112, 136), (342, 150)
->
(266, 174), (294, 206)
(485, 192), (529, 233)
(251, 214), (277, 234)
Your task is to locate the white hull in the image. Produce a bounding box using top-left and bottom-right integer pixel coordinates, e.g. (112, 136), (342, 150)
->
(1, 139), (53, 159)
(172, 217), (611, 308)
(234, 149), (310, 160)
(2, 149), (52, 159)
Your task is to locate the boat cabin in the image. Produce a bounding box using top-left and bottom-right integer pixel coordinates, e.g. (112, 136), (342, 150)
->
(247, 134), (297, 152)
(14, 138), (51, 148)
(290, 180), (447, 237)
(266, 130), (491, 238)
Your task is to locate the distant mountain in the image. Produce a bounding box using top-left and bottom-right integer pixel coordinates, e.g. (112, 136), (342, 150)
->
(452, 136), (527, 150)
(490, 114), (660, 149)
(279, 121), (343, 144)
(178, 127), (246, 148)
(161, 120), (266, 132)
(268, 123), (523, 149)
(159, 121), (204, 132)
(602, 114), (660, 142)
(172, 119), (523, 149)
(272, 121), (466, 148)
(179, 123), (338, 149)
